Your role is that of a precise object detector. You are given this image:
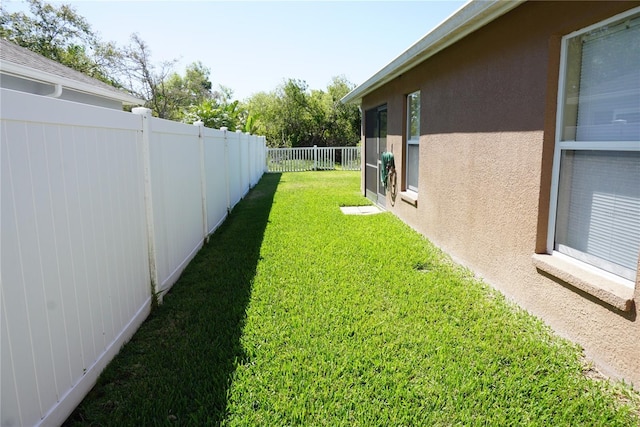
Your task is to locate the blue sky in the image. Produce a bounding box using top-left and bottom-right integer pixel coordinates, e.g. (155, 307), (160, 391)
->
(6, 0), (467, 100)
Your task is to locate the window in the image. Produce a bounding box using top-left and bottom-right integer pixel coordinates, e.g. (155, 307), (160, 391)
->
(406, 91), (420, 192)
(549, 8), (640, 284)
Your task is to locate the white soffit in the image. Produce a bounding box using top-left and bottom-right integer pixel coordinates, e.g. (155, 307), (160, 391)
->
(0, 60), (144, 105)
(342, 0), (525, 105)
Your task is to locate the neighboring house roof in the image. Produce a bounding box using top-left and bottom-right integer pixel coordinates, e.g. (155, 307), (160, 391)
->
(342, 0), (525, 104)
(0, 38), (143, 105)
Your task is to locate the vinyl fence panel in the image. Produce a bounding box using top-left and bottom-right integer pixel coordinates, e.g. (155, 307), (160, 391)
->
(227, 130), (243, 208)
(2, 92), (266, 427)
(252, 136), (267, 184)
(1, 89), (150, 427)
(203, 127), (229, 234)
(266, 146), (361, 172)
(239, 131), (250, 197)
(147, 117), (204, 294)
(340, 147), (361, 170)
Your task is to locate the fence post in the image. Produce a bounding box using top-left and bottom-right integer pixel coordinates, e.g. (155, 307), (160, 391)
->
(314, 145), (318, 170)
(264, 137), (268, 172)
(132, 107), (159, 300)
(221, 127), (231, 212)
(236, 130), (245, 195)
(194, 120), (208, 243)
(246, 132), (252, 188)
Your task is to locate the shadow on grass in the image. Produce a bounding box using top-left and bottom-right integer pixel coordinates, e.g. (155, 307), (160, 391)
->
(64, 173), (282, 426)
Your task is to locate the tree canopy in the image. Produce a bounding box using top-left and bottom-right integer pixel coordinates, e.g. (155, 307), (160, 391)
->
(0, 0), (119, 84)
(1, 0), (361, 145)
(118, 34), (217, 120)
(244, 76), (360, 148)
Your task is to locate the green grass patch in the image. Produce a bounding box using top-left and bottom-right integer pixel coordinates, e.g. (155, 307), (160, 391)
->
(65, 171), (639, 426)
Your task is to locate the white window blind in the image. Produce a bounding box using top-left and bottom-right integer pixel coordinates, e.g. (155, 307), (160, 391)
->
(553, 9), (640, 283)
(575, 19), (640, 142)
(406, 91), (420, 192)
(407, 144), (419, 191)
(555, 151), (640, 281)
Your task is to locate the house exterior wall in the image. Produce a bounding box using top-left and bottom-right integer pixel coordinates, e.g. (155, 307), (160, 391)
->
(0, 74), (123, 109)
(60, 89), (123, 109)
(361, 1), (640, 385)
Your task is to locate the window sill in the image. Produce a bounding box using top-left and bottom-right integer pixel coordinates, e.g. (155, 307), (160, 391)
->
(400, 191), (418, 207)
(532, 253), (635, 312)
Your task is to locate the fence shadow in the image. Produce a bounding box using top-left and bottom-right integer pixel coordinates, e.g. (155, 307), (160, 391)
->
(64, 173), (282, 426)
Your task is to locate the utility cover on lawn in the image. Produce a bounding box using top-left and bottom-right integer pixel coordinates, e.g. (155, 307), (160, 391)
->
(340, 206), (383, 215)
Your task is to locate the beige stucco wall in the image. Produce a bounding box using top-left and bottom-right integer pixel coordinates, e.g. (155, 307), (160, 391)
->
(361, 1), (640, 385)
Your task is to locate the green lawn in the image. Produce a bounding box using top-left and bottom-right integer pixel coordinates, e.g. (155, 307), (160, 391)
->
(65, 171), (639, 426)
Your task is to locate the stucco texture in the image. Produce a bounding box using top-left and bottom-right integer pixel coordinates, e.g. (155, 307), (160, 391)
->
(361, 1), (640, 385)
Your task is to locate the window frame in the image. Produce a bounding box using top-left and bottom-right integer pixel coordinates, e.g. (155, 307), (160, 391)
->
(406, 90), (421, 193)
(547, 6), (640, 286)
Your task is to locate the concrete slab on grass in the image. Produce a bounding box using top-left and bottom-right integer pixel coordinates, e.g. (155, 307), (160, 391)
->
(340, 206), (383, 215)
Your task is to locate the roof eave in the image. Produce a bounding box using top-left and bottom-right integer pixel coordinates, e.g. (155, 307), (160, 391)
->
(341, 0), (525, 105)
(0, 61), (144, 106)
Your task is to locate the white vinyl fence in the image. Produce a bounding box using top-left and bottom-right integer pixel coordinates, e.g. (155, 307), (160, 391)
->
(266, 146), (360, 172)
(0, 88), (266, 427)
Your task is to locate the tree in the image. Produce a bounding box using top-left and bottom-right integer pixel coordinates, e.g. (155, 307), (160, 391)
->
(182, 61), (213, 103)
(116, 34), (219, 119)
(1, 0), (227, 121)
(115, 33), (176, 118)
(0, 0), (119, 84)
(183, 86), (257, 132)
(244, 76), (361, 147)
(2, 0), (362, 136)
(278, 79), (316, 147)
(184, 99), (241, 130)
(324, 75), (361, 147)
(243, 91), (280, 140)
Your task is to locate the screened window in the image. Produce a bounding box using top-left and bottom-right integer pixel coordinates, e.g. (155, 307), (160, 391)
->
(550, 8), (640, 284)
(406, 91), (420, 192)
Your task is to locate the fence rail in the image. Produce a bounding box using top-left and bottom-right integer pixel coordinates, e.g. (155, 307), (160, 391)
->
(1, 89), (266, 427)
(266, 146), (360, 173)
